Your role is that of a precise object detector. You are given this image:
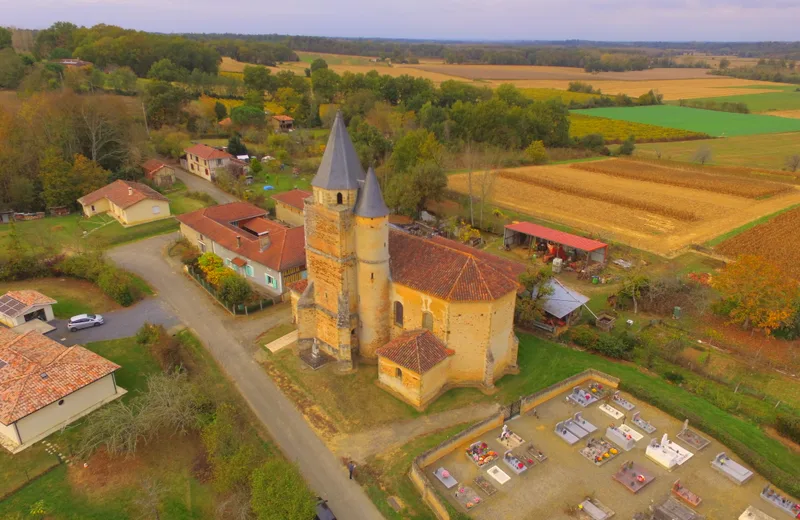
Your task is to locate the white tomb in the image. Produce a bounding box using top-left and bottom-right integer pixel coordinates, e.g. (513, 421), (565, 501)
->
(486, 465), (511, 485)
(599, 403), (625, 420)
(646, 433), (693, 470)
(618, 424), (644, 442)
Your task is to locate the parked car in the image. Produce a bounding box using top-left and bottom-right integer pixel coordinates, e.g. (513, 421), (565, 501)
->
(314, 498), (336, 520)
(68, 314), (104, 332)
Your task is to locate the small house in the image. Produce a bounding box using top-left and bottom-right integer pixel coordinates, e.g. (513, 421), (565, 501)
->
(0, 329), (125, 453)
(271, 189), (311, 227)
(78, 180), (171, 227)
(272, 114), (294, 132)
(1, 210), (14, 224)
(184, 144), (234, 181)
(0, 291), (56, 329)
(142, 159), (176, 187)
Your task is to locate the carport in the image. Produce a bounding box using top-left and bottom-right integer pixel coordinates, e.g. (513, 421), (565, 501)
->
(503, 222), (608, 265)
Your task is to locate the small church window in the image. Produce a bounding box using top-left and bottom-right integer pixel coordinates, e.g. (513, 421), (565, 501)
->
(371, 273), (374, 281)
(395, 367), (402, 379)
(336, 192), (343, 204)
(394, 301), (404, 326)
(422, 312), (433, 331)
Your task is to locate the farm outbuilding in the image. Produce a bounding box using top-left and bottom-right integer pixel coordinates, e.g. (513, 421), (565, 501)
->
(529, 279), (589, 334)
(503, 222), (608, 265)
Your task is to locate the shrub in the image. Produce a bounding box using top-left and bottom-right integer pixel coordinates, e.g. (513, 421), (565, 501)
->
(97, 267), (135, 306)
(664, 371), (685, 384)
(56, 252), (107, 282)
(776, 414), (800, 444)
(137, 322), (163, 345)
(570, 324), (599, 348)
(218, 274), (253, 307)
(590, 334), (634, 359)
(524, 140), (549, 165)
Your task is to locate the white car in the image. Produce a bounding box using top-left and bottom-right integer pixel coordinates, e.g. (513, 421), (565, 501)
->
(68, 314), (104, 332)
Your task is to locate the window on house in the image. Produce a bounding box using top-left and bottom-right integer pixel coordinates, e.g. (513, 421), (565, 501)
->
(58, 399), (64, 406)
(422, 312), (433, 331)
(152, 205), (160, 214)
(370, 273), (374, 281)
(266, 274), (277, 288)
(199, 242), (206, 253)
(394, 301), (404, 326)
(225, 258), (231, 267)
(90, 205), (95, 212)
(395, 368), (402, 379)
(245, 265), (254, 277)
(336, 192), (343, 204)
(190, 164), (194, 171)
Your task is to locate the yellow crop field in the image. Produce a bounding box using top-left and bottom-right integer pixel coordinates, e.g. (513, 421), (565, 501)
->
(569, 113), (708, 143)
(447, 160), (800, 256)
(520, 88), (602, 104)
(770, 110), (800, 119)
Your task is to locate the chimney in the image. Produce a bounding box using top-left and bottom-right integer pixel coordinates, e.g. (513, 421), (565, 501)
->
(236, 235), (242, 249)
(127, 186), (133, 196)
(258, 232), (271, 251)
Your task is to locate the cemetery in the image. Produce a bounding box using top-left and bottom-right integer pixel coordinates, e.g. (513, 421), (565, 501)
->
(415, 373), (798, 520)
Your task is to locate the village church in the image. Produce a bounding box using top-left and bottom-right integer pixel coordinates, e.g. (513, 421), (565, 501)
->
(290, 113), (524, 409)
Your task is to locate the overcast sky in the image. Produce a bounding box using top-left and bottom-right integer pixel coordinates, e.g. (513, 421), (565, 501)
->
(3, 0), (800, 41)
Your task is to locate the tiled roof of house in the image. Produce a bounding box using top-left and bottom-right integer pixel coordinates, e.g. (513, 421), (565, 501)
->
(0, 330), (120, 425)
(176, 202), (305, 272)
(142, 159), (167, 176)
(271, 189), (311, 211)
(273, 115), (294, 122)
(288, 279), (308, 294)
(185, 143), (233, 161)
(77, 180), (168, 209)
(0, 291), (57, 319)
(389, 230), (525, 302)
(376, 330), (453, 374)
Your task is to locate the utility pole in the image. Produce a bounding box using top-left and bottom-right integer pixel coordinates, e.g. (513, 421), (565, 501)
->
(141, 101), (150, 138)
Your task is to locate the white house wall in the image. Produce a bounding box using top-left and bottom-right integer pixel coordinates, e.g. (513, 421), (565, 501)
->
(0, 420), (20, 445)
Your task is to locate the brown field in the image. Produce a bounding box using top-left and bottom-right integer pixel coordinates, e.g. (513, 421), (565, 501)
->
(716, 206), (800, 279)
(769, 109), (800, 119)
(674, 54), (762, 69)
(220, 56), (281, 73)
(405, 64), (715, 81)
(448, 159), (800, 256)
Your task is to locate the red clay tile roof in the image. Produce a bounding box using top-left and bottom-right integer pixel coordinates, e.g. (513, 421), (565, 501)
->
(77, 180), (168, 209)
(271, 189), (311, 211)
(273, 115), (294, 122)
(185, 143), (234, 161)
(142, 159), (167, 177)
(218, 117), (232, 127)
(241, 217), (285, 235)
(389, 230), (525, 302)
(176, 202), (305, 272)
(0, 330), (120, 425)
(376, 330), (453, 374)
(5, 291), (56, 307)
(0, 291), (57, 319)
(231, 257), (247, 267)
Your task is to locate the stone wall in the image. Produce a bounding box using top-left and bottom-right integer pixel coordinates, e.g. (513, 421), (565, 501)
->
(520, 368), (619, 414)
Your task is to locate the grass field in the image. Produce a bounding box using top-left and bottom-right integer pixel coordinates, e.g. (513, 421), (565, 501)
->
(0, 278), (119, 318)
(573, 105), (800, 137)
(296, 51), (390, 67)
(448, 159), (800, 255)
(675, 90), (800, 113)
(715, 206), (800, 280)
(520, 87), (603, 104)
(636, 132), (800, 171)
(569, 113), (709, 142)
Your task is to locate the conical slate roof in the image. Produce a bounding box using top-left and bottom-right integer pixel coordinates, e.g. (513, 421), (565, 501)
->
(312, 112), (365, 190)
(355, 166), (389, 218)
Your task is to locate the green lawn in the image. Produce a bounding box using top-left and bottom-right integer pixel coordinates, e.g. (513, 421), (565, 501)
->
(636, 132), (800, 171)
(0, 214), (179, 257)
(0, 278), (119, 318)
(572, 105), (800, 137)
(674, 91), (800, 113)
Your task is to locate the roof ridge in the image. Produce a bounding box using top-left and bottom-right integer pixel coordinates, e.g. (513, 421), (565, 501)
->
(445, 256), (472, 300)
(470, 256), (493, 298)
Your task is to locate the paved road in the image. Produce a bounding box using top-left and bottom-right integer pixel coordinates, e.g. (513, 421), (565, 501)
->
(173, 167), (238, 204)
(50, 298), (180, 346)
(108, 235), (384, 520)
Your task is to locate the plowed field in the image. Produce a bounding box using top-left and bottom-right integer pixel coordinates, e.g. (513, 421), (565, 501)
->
(716, 206), (800, 280)
(448, 159), (800, 256)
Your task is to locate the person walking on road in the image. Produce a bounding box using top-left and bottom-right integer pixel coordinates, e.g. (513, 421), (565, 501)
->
(347, 461), (356, 480)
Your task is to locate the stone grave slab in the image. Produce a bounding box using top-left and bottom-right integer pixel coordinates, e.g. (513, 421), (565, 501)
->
(672, 479), (702, 507)
(580, 437), (621, 466)
(618, 424), (644, 442)
(740, 506), (777, 520)
(612, 391), (635, 411)
(433, 467), (458, 489)
(711, 452), (753, 485)
(632, 411), (656, 434)
(523, 442), (548, 463)
(612, 461), (655, 494)
(605, 426), (636, 451)
(473, 475), (497, 497)
(502, 449), (529, 474)
(453, 485), (483, 512)
(578, 497), (615, 520)
(573, 412), (597, 433)
(555, 421), (581, 444)
(486, 465), (511, 485)
(600, 403), (625, 420)
(760, 485), (799, 517)
(653, 496), (704, 520)
(569, 386), (599, 407)
(647, 434), (694, 471)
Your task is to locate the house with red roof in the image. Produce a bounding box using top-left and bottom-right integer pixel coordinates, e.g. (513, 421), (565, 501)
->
(184, 143), (234, 181)
(289, 113), (525, 410)
(0, 291), (57, 329)
(141, 158), (176, 187)
(177, 202), (306, 295)
(272, 189), (311, 227)
(77, 180), (171, 227)
(0, 329), (125, 453)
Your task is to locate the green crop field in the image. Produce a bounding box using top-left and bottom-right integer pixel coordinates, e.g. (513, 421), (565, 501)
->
(674, 91), (800, 113)
(636, 132), (800, 171)
(520, 88), (603, 104)
(572, 105), (800, 137)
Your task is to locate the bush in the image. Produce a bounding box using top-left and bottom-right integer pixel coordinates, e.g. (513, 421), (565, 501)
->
(570, 324), (599, 348)
(776, 414), (800, 444)
(218, 274), (253, 307)
(524, 140), (549, 165)
(137, 322), (163, 345)
(590, 333), (634, 359)
(97, 267), (135, 306)
(56, 252), (107, 282)
(186, 190), (216, 205)
(664, 371), (685, 384)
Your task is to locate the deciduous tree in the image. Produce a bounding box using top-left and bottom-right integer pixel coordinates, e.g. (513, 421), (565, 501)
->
(515, 266), (554, 325)
(713, 255), (797, 335)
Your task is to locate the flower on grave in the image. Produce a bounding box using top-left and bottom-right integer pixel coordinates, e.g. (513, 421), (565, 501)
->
(459, 487), (466, 494)
(518, 462), (524, 469)
(481, 442), (487, 449)
(527, 459), (534, 464)
(441, 470), (450, 478)
(474, 497), (481, 503)
(591, 388), (597, 393)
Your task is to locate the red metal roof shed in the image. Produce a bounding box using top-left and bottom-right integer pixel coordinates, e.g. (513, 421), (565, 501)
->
(503, 222), (608, 262)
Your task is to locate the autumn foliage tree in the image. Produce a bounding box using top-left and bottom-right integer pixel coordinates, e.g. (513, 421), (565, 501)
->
(713, 255), (798, 335)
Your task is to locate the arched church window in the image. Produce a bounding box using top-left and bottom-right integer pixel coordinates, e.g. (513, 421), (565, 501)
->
(336, 192), (343, 204)
(395, 367), (402, 379)
(422, 312), (433, 331)
(394, 301), (404, 326)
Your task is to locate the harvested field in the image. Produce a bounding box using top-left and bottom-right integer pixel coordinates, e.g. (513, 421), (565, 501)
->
(520, 88), (603, 104)
(573, 105), (800, 137)
(569, 113), (708, 143)
(220, 56), (281, 73)
(716, 206), (800, 280)
(636, 133), (800, 172)
(769, 109), (800, 119)
(404, 65), (716, 81)
(570, 159), (790, 199)
(448, 160), (800, 256)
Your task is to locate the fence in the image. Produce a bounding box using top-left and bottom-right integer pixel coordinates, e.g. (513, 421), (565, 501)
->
(409, 369), (619, 520)
(186, 266), (277, 315)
